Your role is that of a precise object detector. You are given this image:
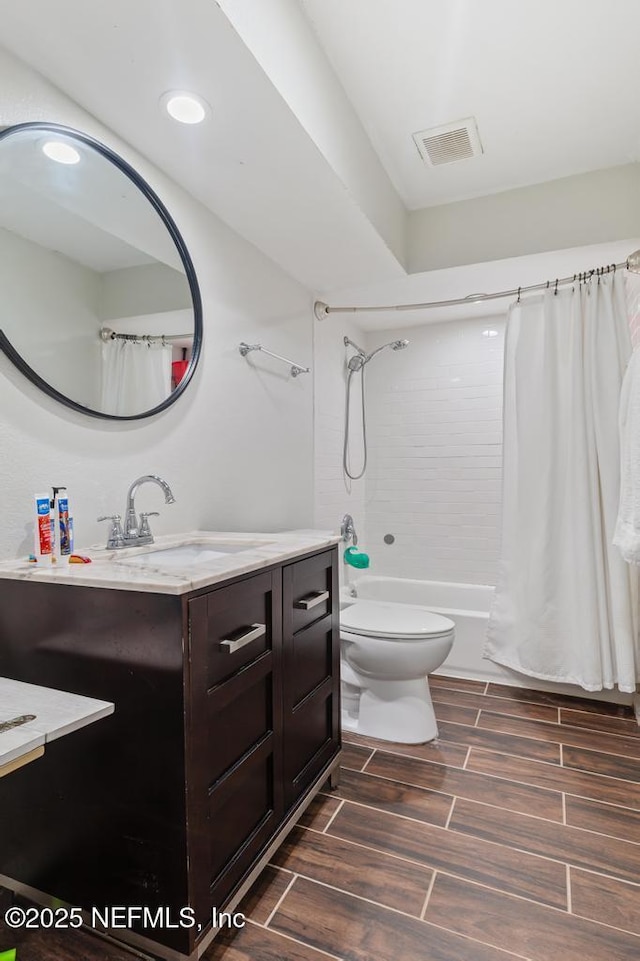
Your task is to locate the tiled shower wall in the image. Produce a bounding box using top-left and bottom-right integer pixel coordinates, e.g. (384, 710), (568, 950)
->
(362, 316), (506, 585)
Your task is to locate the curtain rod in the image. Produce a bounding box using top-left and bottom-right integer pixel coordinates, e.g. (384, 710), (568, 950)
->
(313, 250), (640, 319)
(100, 326), (192, 343)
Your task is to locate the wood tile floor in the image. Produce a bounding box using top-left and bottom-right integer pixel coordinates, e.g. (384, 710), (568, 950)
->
(2, 676), (640, 960)
(211, 675), (640, 961)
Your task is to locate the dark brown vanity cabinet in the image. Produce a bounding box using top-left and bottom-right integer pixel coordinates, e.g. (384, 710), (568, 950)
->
(0, 545), (340, 960)
(283, 549), (340, 807)
(186, 569), (285, 925)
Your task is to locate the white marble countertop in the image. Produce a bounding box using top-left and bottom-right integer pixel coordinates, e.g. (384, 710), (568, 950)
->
(0, 677), (114, 769)
(0, 529), (341, 595)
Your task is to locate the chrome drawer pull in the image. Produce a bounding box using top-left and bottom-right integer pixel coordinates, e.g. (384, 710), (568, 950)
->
(294, 590), (329, 610)
(219, 623), (266, 654)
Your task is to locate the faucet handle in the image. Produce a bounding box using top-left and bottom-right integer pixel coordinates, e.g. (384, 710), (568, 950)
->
(97, 514), (125, 549)
(139, 512), (160, 539)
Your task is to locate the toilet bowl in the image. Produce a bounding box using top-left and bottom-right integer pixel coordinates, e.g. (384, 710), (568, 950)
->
(340, 599), (455, 744)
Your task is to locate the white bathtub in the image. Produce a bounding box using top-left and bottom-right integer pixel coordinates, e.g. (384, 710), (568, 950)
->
(349, 574), (498, 683)
(347, 574), (636, 703)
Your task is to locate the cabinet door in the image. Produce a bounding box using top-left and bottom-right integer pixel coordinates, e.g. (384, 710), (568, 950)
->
(282, 548), (340, 808)
(187, 570), (283, 925)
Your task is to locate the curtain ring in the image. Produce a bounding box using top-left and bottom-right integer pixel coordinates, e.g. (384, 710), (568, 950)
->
(546, 280), (550, 289)
(554, 278), (559, 295)
(517, 286), (521, 303)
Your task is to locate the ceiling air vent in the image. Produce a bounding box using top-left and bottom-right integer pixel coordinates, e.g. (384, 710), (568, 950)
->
(412, 117), (483, 167)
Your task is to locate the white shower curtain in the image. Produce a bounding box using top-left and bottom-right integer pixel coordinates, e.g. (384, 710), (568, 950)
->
(485, 273), (640, 692)
(100, 339), (173, 416)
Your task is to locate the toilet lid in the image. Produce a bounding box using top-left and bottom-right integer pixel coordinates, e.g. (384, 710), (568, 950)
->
(341, 600), (455, 639)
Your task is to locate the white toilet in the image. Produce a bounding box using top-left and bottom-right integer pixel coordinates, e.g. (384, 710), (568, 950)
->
(340, 599), (455, 744)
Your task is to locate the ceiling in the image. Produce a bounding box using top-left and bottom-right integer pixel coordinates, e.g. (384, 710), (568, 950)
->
(0, 0), (638, 300)
(299, 0), (640, 210)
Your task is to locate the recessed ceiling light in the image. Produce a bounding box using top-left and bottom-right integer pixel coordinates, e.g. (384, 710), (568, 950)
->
(162, 91), (209, 125)
(482, 329), (499, 338)
(42, 141), (80, 165)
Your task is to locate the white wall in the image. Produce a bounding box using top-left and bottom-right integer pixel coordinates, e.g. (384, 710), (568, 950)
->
(408, 164), (640, 273)
(217, 0), (406, 268)
(0, 226), (101, 408)
(0, 48), (314, 558)
(363, 318), (505, 585)
(99, 264), (191, 320)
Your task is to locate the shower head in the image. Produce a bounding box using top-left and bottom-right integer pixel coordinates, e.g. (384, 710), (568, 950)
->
(362, 338), (410, 365)
(344, 334), (410, 369)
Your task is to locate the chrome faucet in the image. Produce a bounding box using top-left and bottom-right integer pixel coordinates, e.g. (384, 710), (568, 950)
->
(341, 513), (358, 545)
(98, 475), (176, 549)
(124, 475), (176, 545)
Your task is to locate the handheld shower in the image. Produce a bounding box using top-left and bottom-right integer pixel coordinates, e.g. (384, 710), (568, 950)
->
(343, 335), (409, 480)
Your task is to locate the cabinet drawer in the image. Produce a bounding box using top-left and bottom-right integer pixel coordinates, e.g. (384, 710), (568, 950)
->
(196, 571), (277, 688)
(287, 613), (333, 708)
(208, 736), (282, 908)
(284, 680), (335, 804)
(206, 657), (273, 786)
(288, 552), (334, 633)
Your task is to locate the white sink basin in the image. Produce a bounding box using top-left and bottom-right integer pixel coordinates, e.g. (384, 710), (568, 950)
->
(120, 540), (274, 570)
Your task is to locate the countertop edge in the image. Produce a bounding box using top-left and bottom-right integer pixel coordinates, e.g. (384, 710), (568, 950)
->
(0, 530), (342, 594)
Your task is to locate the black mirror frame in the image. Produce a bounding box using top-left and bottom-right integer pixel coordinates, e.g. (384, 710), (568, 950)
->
(0, 121), (203, 420)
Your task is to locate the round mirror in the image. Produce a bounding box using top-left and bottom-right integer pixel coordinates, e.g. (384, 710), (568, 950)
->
(0, 122), (202, 419)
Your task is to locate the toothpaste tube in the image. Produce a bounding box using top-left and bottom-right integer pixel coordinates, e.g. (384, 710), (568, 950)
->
(56, 492), (72, 557)
(34, 493), (53, 560)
